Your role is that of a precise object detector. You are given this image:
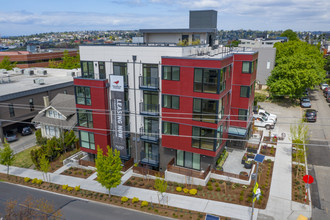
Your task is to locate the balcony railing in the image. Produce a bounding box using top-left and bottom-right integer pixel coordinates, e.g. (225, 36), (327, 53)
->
(140, 102), (159, 116)
(139, 76), (159, 90)
(167, 158), (211, 179)
(124, 100), (129, 112)
(140, 151), (159, 167)
(123, 75), (128, 88)
(140, 127), (159, 143)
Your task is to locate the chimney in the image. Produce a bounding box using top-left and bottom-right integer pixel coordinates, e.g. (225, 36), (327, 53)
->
(43, 96), (49, 108)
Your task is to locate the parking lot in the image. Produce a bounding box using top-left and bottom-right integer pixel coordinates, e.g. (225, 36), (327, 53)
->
(0, 129), (36, 154)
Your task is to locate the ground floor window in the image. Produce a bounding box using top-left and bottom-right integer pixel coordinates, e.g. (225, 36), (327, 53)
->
(176, 150), (200, 170)
(45, 125), (60, 138)
(80, 130), (95, 150)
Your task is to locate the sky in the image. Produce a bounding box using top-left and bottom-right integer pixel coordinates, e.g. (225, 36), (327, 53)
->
(0, 0), (329, 36)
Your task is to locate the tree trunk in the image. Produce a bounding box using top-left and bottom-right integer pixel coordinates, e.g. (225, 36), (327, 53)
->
(108, 189), (111, 198)
(7, 165), (9, 178)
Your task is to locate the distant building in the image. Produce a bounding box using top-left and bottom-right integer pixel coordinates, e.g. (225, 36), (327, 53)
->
(0, 67), (78, 142)
(32, 94), (77, 138)
(0, 49), (78, 68)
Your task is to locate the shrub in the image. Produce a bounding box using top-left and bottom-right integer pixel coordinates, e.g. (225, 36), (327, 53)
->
(36, 179), (43, 185)
(126, 181), (132, 185)
(240, 190), (244, 196)
(32, 178), (38, 184)
(254, 92), (267, 103)
(132, 197), (139, 203)
(141, 201), (148, 207)
(207, 186), (213, 191)
(121, 196), (129, 203)
(62, 184), (68, 190)
(216, 187), (221, 191)
(75, 185), (81, 191)
(215, 183), (219, 187)
(183, 188), (189, 193)
(24, 177), (31, 182)
(197, 185), (203, 191)
(176, 187), (182, 192)
(189, 189), (197, 195)
(210, 179), (216, 183)
(67, 187), (74, 192)
(239, 195), (244, 201)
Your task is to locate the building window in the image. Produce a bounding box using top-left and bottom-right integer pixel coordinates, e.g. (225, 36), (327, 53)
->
(80, 131), (95, 150)
(162, 122), (179, 135)
(192, 34), (200, 41)
(216, 125), (223, 149)
(193, 98), (217, 123)
(238, 109), (248, 121)
(242, 61), (254, 73)
(99, 61), (106, 79)
(9, 104), (15, 117)
(176, 150), (200, 170)
(75, 86), (91, 105)
(81, 61), (94, 78)
(45, 125), (60, 138)
(162, 66), (180, 81)
(113, 62), (127, 76)
(240, 86), (250, 98)
(194, 68), (218, 94)
(78, 109), (93, 128)
(162, 95), (179, 109)
(29, 98), (34, 111)
(143, 142), (159, 163)
(63, 90), (67, 94)
(192, 127), (216, 151)
(219, 68), (226, 92)
(218, 97), (224, 119)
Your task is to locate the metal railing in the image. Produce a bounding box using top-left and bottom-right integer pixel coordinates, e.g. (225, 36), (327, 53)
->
(139, 102), (159, 116)
(139, 76), (159, 90)
(140, 151), (159, 166)
(140, 127), (159, 142)
(167, 158), (211, 179)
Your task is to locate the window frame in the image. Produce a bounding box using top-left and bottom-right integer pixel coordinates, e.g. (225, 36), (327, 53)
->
(98, 61), (106, 79)
(176, 150), (201, 170)
(79, 130), (95, 150)
(9, 104), (15, 117)
(75, 86), (91, 106)
(162, 121), (179, 135)
(193, 98), (217, 123)
(162, 66), (180, 81)
(194, 68), (219, 94)
(238, 109), (248, 121)
(240, 86), (250, 98)
(77, 109), (93, 128)
(81, 61), (94, 78)
(242, 61), (253, 74)
(29, 98), (34, 111)
(162, 95), (180, 109)
(192, 126), (216, 151)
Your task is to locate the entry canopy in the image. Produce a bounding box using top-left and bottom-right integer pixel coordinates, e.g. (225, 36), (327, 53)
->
(254, 154), (265, 163)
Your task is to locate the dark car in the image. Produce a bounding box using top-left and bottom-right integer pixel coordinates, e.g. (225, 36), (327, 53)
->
(21, 126), (33, 136)
(327, 94), (330, 103)
(323, 89), (330, 97)
(4, 130), (18, 142)
(305, 109), (317, 122)
(300, 97), (311, 108)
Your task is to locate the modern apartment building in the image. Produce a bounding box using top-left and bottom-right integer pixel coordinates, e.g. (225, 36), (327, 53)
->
(74, 10), (258, 175)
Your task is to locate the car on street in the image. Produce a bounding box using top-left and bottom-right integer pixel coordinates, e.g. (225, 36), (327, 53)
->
(320, 83), (328, 91)
(300, 97), (311, 108)
(253, 109), (277, 123)
(4, 130), (18, 142)
(253, 115), (275, 129)
(21, 126), (33, 136)
(304, 109), (317, 122)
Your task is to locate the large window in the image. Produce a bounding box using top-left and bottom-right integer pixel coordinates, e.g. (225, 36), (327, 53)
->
(193, 98), (217, 123)
(218, 97), (225, 119)
(78, 109), (93, 128)
(216, 125), (223, 149)
(45, 125), (60, 138)
(163, 122), (179, 135)
(113, 62), (127, 75)
(75, 86), (91, 105)
(163, 95), (179, 109)
(81, 61), (94, 78)
(29, 98), (34, 111)
(162, 66), (180, 81)
(80, 131), (95, 150)
(176, 150), (200, 170)
(192, 127), (216, 151)
(9, 104), (15, 117)
(240, 86), (250, 98)
(238, 109), (248, 121)
(219, 68), (226, 92)
(98, 61), (106, 79)
(194, 68), (218, 94)
(242, 61), (254, 73)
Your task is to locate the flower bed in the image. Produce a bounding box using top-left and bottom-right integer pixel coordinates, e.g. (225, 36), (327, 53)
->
(292, 165), (309, 204)
(263, 136), (278, 145)
(260, 145), (276, 157)
(50, 149), (80, 172)
(60, 167), (95, 179)
(246, 144), (259, 154)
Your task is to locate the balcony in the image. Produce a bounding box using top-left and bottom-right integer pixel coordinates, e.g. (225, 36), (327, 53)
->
(140, 127), (159, 143)
(167, 158), (211, 179)
(140, 151), (159, 167)
(139, 76), (159, 90)
(140, 102), (159, 116)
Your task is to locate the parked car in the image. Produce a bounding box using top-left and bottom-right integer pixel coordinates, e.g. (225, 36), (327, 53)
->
(253, 109), (277, 123)
(323, 87), (329, 96)
(300, 97), (311, 108)
(304, 109), (317, 122)
(4, 130), (18, 142)
(320, 83), (328, 91)
(21, 126), (33, 136)
(326, 94), (330, 103)
(253, 115), (275, 129)
(303, 88), (309, 96)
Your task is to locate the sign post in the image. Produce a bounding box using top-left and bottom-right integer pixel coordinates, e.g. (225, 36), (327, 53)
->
(251, 154), (265, 220)
(303, 174), (314, 203)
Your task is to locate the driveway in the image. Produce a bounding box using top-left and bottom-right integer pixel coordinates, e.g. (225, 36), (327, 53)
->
(0, 130), (36, 154)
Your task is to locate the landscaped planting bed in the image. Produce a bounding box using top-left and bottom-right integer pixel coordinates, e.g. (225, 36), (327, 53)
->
(124, 161), (274, 209)
(0, 173), (225, 220)
(260, 145), (276, 157)
(60, 167), (95, 179)
(49, 149), (80, 172)
(292, 165), (309, 204)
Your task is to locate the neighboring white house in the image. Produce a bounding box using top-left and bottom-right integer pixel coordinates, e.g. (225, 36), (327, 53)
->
(32, 93), (77, 138)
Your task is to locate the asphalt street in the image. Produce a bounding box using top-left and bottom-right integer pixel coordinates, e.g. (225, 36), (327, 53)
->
(306, 88), (330, 220)
(0, 182), (171, 220)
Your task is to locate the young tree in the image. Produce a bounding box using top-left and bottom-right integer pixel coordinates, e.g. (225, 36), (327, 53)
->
(48, 50), (80, 69)
(95, 146), (122, 198)
(0, 140), (15, 177)
(0, 56), (17, 70)
(39, 154), (50, 182)
(154, 175), (168, 205)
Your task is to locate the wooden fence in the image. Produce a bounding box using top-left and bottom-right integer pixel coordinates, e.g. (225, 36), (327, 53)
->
(133, 166), (164, 177)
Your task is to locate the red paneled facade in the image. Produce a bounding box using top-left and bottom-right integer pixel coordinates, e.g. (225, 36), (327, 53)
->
(74, 78), (111, 155)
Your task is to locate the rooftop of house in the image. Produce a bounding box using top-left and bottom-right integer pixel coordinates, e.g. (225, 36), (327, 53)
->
(0, 67), (78, 101)
(139, 28), (217, 34)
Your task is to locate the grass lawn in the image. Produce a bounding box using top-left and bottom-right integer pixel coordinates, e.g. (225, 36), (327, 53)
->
(12, 145), (39, 168)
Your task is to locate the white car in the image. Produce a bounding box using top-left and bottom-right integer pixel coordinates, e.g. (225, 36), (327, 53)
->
(257, 109), (277, 123)
(253, 115), (275, 130)
(320, 83), (328, 91)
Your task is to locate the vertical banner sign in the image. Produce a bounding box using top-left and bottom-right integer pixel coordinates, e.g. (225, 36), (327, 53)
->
(110, 75), (126, 156)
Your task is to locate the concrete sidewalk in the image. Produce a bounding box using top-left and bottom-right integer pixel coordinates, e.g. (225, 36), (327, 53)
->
(0, 164), (258, 220)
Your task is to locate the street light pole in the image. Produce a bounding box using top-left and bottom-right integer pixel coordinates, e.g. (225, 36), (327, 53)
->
(251, 161), (259, 220)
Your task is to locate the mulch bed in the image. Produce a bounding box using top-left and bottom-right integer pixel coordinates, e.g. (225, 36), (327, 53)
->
(292, 165), (309, 204)
(262, 136), (278, 145)
(0, 173), (223, 220)
(60, 167), (95, 179)
(260, 145), (276, 157)
(124, 161), (275, 209)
